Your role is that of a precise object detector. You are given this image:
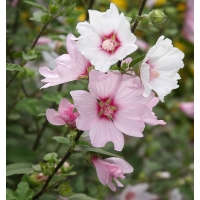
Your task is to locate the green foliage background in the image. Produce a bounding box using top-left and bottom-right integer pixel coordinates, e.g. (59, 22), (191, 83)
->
(6, 0), (194, 199)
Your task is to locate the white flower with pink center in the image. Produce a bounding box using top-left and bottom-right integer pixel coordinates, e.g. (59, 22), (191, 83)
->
(46, 98), (79, 129)
(140, 36), (185, 102)
(70, 70), (165, 151)
(91, 156), (133, 191)
(39, 34), (92, 89)
(76, 3), (138, 72)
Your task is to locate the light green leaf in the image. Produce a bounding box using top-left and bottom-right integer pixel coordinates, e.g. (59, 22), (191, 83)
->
(24, 1), (48, 12)
(66, 171), (77, 176)
(6, 163), (34, 177)
(52, 136), (70, 144)
(22, 52), (41, 61)
(13, 181), (34, 200)
(32, 164), (41, 172)
(83, 147), (123, 159)
(69, 194), (98, 200)
(6, 63), (24, 72)
(43, 152), (58, 162)
(29, 11), (43, 22)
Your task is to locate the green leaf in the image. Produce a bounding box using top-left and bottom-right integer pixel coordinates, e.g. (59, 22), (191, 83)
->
(77, 140), (91, 147)
(22, 52), (41, 61)
(43, 152), (58, 162)
(6, 163), (34, 177)
(6, 63), (24, 72)
(130, 55), (145, 67)
(66, 171), (77, 176)
(43, 93), (63, 104)
(24, 1), (48, 12)
(13, 51), (23, 58)
(32, 164), (41, 172)
(52, 136), (70, 144)
(69, 194), (98, 200)
(13, 181), (34, 200)
(6, 188), (15, 200)
(83, 147), (123, 159)
(29, 11), (43, 22)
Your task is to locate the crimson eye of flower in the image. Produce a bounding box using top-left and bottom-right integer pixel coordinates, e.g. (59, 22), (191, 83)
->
(125, 192), (135, 200)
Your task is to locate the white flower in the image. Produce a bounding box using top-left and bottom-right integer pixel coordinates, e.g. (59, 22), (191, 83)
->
(118, 183), (159, 200)
(140, 36), (184, 102)
(76, 3), (138, 72)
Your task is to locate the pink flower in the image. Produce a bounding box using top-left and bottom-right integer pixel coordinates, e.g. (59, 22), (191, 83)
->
(118, 183), (159, 200)
(46, 98), (79, 129)
(70, 70), (165, 151)
(76, 3), (138, 72)
(91, 156), (133, 191)
(39, 34), (92, 89)
(36, 37), (52, 45)
(179, 102), (194, 119)
(182, 0), (194, 43)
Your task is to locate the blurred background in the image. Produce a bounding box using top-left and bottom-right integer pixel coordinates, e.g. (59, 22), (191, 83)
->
(6, 0), (194, 199)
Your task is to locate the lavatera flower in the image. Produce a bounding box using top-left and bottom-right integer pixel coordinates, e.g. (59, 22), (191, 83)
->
(71, 70), (165, 151)
(46, 98), (79, 129)
(91, 156), (133, 191)
(39, 34), (92, 89)
(140, 36), (184, 102)
(76, 3), (138, 72)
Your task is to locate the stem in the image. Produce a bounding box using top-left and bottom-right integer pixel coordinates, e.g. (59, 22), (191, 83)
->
(86, 0), (95, 20)
(131, 0), (147, 33)
(117, 0), (146, 68)
(32, 130), (83, 200)
(6, 22), (50, 88)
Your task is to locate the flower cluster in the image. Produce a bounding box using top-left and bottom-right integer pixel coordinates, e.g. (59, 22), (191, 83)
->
(40, 3), (184, 191)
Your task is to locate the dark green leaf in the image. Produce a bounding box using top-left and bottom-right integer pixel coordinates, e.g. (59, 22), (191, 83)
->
(6, 163), (34, 177)
(13, 181), (34, 200)
(43, 93), (63, 104)
(77, 140), (91, 147)
(13, 51), (23, 58)
(23, 1), (48, 12)
(69, 194), (98, 200)
(6, 188), (15, 200)
(52, 136), (70, 144)
(6, 63), (24, 72)
(130, 55), (145, 67)
(83, 147), (123, 159)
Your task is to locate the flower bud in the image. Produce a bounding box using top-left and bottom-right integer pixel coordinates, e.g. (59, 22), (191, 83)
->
(49, 4), (59, 14)
(41, 13), (50, 23)
(137, 14), (152, 29)
(58, 182), (73, 196)
(149, 9), (167, 25)
(40, 163), (54, 176)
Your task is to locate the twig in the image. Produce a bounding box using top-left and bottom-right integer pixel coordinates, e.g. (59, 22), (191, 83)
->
(117, 0), (147, 68)
(6, 22), (50, 88)
(131, 0), (147, 33)
(32, 130), (83, 200)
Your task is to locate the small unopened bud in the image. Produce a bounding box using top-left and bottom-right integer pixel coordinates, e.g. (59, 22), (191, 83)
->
(58, 182), (73, 196)
(149, 9), (167, 25)
(41, 13), (50, 23)
(137, 14), (152, 29)
(37, 173), (48, 182)
(49, 4), (59, 14)
(156, 171), (171, 179)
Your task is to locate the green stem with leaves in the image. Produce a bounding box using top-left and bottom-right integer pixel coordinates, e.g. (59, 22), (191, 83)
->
(32, 130), (83, 200)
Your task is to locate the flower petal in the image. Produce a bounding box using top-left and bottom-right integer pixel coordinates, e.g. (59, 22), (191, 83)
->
(70, 90), (99, 130)
(88, 70), (122, 101)
(46, 109), (66, 125)
(89, 118), (124, 151)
